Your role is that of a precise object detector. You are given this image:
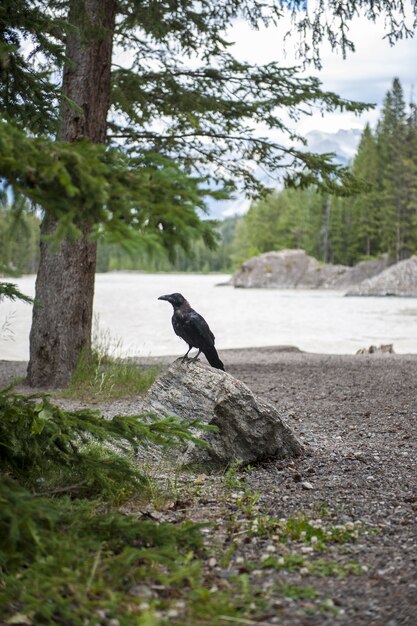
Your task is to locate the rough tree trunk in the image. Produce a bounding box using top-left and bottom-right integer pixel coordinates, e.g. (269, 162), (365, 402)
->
(27, 0), (116, 387)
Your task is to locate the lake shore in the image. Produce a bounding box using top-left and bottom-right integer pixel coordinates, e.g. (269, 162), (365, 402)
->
(2, 347), (416, 623)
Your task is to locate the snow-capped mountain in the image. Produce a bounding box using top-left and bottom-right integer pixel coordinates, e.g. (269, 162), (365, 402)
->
(305, 128), (362, 165)
(206, 128), (363, 218)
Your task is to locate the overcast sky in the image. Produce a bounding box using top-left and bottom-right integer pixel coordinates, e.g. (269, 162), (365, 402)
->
(216, 10), (417, 216)
(229, 11), (417, 134)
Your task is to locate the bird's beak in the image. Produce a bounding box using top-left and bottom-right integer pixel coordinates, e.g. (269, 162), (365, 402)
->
(158, 294), (170, 302)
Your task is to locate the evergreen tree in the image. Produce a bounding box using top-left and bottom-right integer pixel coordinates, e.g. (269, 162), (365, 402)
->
(349, 123), (380, 259)
(402, 103), (417, 256)
(1, 2), (415, 386)
(376, 78), (409, 261)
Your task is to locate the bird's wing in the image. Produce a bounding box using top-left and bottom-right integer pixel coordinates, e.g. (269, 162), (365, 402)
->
(188, 310), (215, 344)
(173, 310), (215, 348)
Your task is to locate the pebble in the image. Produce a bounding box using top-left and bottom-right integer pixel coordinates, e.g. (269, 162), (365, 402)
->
(301, 481), (314, 490)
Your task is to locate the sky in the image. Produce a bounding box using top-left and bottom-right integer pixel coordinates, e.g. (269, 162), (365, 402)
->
(229, 10), (417, 135)
(214, 7), (417, 217)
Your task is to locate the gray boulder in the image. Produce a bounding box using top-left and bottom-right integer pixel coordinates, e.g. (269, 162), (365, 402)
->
(346, 256), (417, 296)
(332, 255), (389, 289)
(142, 359), (302, 471)
(231, 249), (349, 289)
(230, 249), (389, 290)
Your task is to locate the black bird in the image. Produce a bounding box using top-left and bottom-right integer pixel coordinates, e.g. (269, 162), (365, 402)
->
(158, 293), (224, 371)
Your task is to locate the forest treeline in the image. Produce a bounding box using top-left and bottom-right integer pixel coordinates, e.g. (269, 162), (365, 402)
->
(2, 78), (416, 276)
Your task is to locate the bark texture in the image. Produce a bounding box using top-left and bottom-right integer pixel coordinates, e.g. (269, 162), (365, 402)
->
(27, 0), (116, 387)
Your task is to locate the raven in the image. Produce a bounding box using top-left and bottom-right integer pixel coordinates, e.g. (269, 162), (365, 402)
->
(158, 293), (224, 371)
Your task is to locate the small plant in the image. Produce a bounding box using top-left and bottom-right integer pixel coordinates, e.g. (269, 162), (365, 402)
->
(223, 460), (244, 490)
(258, 554), (363, 578)
(64, 348), (160, 400)
(275, 514), (361, 549)
(0, 309), (16, 341)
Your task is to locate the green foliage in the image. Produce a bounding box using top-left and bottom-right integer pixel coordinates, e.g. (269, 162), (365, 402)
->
(0, 387), (207, 500)
(273, 514), (361, 548)
(3, 78), (417, 274)
(231, 78), (417, 267)
(2, 0), (412, 249)
(0, 120), (220, 255)
(96, 216), (240, 273)
(259, 554), (363, 577)
(0, 203), (40, 275)
(0, 0), (68, 134)
(231, 187), (325, 265)
(0, 476), (204, 625)
(0, 281), (33, 304)
(61, 320), (160, 399)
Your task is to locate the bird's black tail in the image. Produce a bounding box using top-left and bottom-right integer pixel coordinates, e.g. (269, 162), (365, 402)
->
(203, 346), (225, 371)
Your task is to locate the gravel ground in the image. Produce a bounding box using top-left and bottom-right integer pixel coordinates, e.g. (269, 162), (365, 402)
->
(2, 348), (416, 625)
(227, 349), (417, 626)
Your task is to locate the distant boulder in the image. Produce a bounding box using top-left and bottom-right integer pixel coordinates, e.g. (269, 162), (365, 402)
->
(230, 249), (388, 290)
(356, 344), (395, 354)
(346, 256), (417, 297)
(231, 249), (348, 289)
(332, 255), (389, 289)
(142, 359), (302, 471)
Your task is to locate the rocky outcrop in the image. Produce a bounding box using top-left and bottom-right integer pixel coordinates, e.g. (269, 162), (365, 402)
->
(332, 255), (389, 289)
(346, 256), (417, 297)
(231, 249), (348, 289)
(142, 359), (302, 471)
(230, 249), (389, 290)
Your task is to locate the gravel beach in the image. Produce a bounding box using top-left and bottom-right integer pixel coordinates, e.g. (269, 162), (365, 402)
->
(2, 347), (416, 624)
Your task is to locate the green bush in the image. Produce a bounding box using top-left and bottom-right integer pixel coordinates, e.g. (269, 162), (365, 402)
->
(0, 387), (207, 500)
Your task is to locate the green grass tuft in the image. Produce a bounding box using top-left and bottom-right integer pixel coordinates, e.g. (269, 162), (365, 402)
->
(63, 348), (159, 400)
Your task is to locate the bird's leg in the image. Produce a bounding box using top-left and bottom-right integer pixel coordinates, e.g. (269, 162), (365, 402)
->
(191, 349), (201, 362)
(182, 345), (193, 362)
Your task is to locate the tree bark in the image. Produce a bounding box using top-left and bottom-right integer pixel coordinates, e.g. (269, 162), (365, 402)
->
(27, 0), (116, 387)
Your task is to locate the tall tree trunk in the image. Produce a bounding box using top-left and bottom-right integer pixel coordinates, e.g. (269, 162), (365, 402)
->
(27, 0), (116, 387)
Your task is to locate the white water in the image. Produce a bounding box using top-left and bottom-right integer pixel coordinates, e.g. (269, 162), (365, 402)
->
(1, 272), (417, 361)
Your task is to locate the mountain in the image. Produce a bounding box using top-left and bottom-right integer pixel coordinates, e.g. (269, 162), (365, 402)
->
(305, 128), (362, 165)
(205, 128), (363, 218)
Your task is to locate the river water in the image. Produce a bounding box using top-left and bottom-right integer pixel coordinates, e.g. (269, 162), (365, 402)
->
(1, 272), (417, 361)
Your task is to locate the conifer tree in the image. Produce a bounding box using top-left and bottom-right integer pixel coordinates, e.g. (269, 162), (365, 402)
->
(1, 1), (416, 386)
(350, 123), (380, 259)
(376, 78), (409, 261)
(402, 103), (417, 256)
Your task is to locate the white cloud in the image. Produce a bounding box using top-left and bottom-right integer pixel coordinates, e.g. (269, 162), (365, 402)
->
(228, 11), (417, 134)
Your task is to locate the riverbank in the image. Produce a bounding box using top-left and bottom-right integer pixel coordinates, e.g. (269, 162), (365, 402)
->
(2, 347), (416, 624)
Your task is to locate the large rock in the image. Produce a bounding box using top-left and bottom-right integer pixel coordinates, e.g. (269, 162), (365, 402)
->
(346, 256), (417, 296)
(332, 255), (389, 289)
(231, 249), (348, 289)
(230, 249), (388, 290)
(142, 359), (302, 470)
